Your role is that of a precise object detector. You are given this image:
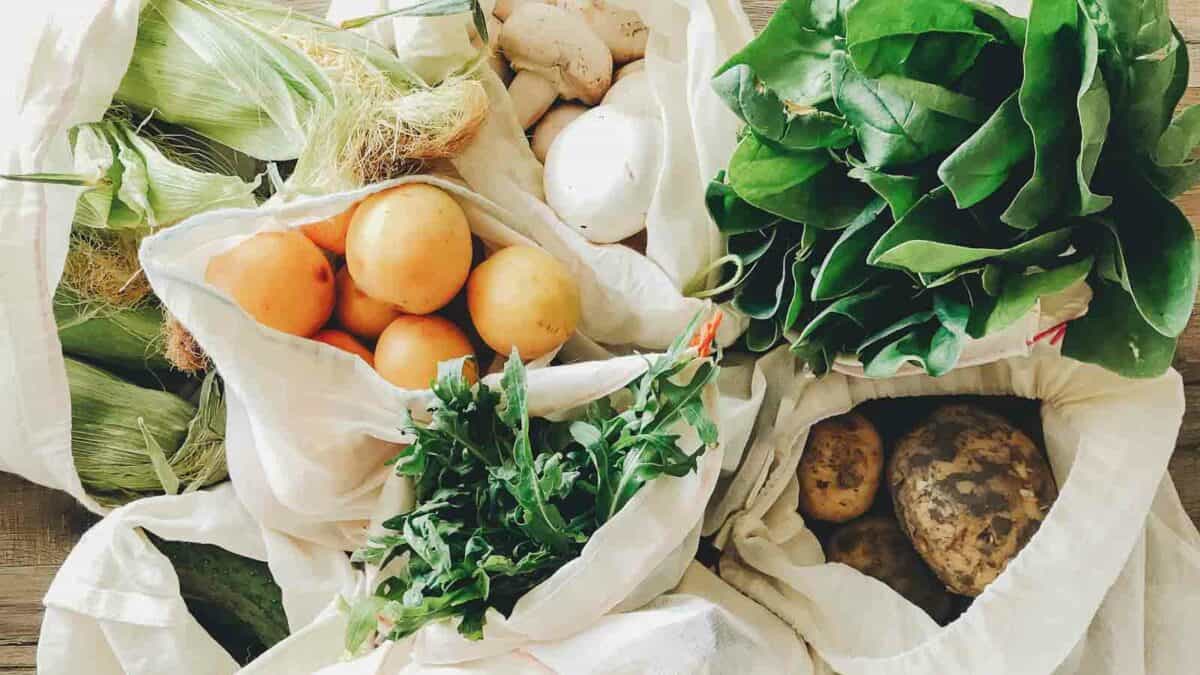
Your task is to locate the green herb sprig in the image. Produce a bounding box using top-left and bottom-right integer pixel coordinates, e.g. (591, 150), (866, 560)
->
(345, 315), (721, 653)
(709, 0), (1200, 378)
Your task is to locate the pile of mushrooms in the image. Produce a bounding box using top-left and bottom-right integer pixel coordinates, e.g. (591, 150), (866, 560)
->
(481, 1), (661, 246)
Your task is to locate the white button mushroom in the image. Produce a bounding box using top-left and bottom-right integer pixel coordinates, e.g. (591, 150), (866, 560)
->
(543, 105), (663, 244)
(531, 103), (589, 163)
(499, 3), (614, 129)
(614, 58), (645, 82)
(601, 67), (656, 118)
(553, 0), (649, 65)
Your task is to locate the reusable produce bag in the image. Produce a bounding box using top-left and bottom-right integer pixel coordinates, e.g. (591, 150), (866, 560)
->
(329, 0), (757, 351)
(707, 346), (1200, 675)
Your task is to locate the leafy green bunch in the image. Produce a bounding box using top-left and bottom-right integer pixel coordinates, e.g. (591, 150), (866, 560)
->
(346, 318), (720, 652)
(709, 0), (1200, 378)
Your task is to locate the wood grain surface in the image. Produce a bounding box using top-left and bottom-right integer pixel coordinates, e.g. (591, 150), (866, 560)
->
(1, 0), (1198, 670)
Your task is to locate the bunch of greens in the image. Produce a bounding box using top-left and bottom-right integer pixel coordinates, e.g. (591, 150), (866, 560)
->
(346, 318), (720, 651)
(708, 0), (1200, 378)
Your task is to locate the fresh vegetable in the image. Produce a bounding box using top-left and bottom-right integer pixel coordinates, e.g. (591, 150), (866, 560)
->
(347, 315), (720, 648)
(531, 103), (588, 163)
(205, 230), (336, 337)
(553, 0), (649, 65)
(374, 315), (478, 390)
(334, 267), (402, 341)
(118, 0), (488, 190)
(544, 105), (661, 243)
(69, 360), (227, 506)
(346, 184), (474, 315)
(707, 0), (1200, 378)
(466, 245), (582, 359)
(500, 3), (614, 128)
(826, 515), (957, 624)
(797, 412), (884, 523)
(889, 404), (1057, 596)
(303, 208), (356, 255)
(314, 329), (375, 366)
(150, 536), (288, 665)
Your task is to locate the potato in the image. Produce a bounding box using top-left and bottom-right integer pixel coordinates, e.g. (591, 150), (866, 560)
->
(826, 516), (956, 624)
(301, 206), (355, 255)
(205, 230), (334, 337)
(797, 412), (884, 523)
(313, 329), (374, 366)
(346, 184), (473, 314)
(889, 404), (1058, 596)
(466, 246), (581, 360)
(334, 267), (401, 341)
(375, 315), (477, 390)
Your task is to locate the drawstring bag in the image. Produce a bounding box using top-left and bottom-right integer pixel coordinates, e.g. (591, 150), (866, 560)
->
(707, 346), (1200, 675)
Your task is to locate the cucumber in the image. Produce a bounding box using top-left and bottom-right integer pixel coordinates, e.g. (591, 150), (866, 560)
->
(150, 535), (289, 665)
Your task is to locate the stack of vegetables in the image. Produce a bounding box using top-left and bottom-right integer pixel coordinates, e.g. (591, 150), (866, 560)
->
(708, 0), (1200, 378)
(8, 0), (491, 505)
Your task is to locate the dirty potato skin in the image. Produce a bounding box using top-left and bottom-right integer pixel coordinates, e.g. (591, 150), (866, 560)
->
(826, 516), (957, 624)
(889, 404), (1058, 597)
(798, 412), (884, 523)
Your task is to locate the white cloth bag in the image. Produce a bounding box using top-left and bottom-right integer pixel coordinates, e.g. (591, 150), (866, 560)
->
(329, 0), (757, 351)
(707, 346), (1200, 675)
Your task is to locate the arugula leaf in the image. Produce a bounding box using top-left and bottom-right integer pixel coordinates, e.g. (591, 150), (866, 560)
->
(352, 322), (721, 645)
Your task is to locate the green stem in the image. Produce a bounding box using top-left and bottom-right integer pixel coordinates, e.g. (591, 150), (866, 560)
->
(684, 254), (746, 299)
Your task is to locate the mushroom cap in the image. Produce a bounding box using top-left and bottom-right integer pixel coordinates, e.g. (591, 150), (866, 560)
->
(554, 0), (649, 64)
(500, 3), (613, 105)
(544, 106), (662, 244)
(601, 68), (656, 118)
(532, 103), (589, 162)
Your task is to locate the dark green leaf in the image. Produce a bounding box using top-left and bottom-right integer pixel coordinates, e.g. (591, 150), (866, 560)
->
(1101, 175), (1199, 337)
(1154, 105), (1200, 166)
(706, 172), (781, 235)
(830, 50), (979, 169)
(939, 92), (1033, 208)
(848, 162), (932, 219)
(712, 65), (854, 150)
(1062, 280), (1178, 378)
(811, 198), (890, 300)
(716, 0), (844, 106)
(971, 256), (1094, 336)
(845, 0), (993, 85)
(726, 133), (876, 229)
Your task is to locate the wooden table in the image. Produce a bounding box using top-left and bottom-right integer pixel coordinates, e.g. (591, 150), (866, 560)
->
(1, 1), (1198, 672)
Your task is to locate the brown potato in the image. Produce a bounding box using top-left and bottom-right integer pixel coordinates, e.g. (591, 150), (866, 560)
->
(826, 516), (957, 624)
(889, 404), (1058, 596)
(797, 412), (884, 523)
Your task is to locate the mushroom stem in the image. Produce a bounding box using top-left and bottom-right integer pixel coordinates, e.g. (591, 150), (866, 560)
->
(508, 71), (560, 129)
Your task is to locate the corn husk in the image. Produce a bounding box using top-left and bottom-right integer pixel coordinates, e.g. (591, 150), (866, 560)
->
(116, 0), (488, 189)
(68, 118), (260, 231)
(68, 359), (228, 505)
(55, 286), (170, 372)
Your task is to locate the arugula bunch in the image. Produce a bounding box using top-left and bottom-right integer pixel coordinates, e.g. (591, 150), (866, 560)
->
(346, 317), (720, 652)
(709, 0), (1200, 378)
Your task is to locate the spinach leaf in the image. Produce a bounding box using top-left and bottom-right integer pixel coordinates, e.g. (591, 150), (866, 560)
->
(845, 0), (994, 85)
(811, 198), (890, 300)
(861, 294), (970, 377)
(727, 132), (876, 228)
(969, 256), (1095, 336)
(706, 171), (781, 235)
(713, 65), (855, 150)
(716, 0), (844, 106)
(1003, 0), (1111, 229)
(1062, 280), (1178, 378)
(1098, 174), (1198, 337)
(939, 93), (1033, 208)
(830, 50), (978, 169)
